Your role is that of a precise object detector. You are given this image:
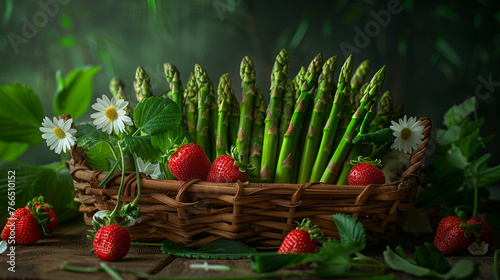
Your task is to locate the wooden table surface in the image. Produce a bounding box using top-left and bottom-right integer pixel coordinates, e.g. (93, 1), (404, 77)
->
(0, 218), (498, 280)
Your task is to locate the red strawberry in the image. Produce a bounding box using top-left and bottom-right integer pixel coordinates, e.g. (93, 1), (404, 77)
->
(207, 146), (251, 183)
(433, 210), (472, 255)
(278, 218), (323, 268)
(93, 224), (131, 261)
(466, 217), (494, 247)
(25, 196), (58, 233)
(1, 208), (42, 245)
(168, 143), (212, 181)
(348, 161), (386, 185)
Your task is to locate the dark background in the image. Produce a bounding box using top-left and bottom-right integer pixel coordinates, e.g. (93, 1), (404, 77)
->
(1, 0), (499, 167)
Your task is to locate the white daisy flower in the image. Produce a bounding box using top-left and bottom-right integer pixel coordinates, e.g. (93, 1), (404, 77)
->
(136, 157), (164, 180)
(39, 117), (77, 154)
(90, 95), (133, 135)
(390, 116), (425, 154)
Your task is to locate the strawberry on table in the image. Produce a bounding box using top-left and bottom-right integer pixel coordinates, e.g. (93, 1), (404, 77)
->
(1, 203), (49, 245)
(278, 218), (323, 268)
(207, 146), (251, 183)
(348, 157), (386, 185)
(168, 143), (212, 181)
(93, 224), (131, 261)
(25, 195), (58, 233)
(466, 216), (494, 247)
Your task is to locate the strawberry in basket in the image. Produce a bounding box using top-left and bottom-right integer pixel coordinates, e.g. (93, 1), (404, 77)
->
(168, 143), (212, 181)
(207, 146), (252, 183)
(348, 157), (386, 185)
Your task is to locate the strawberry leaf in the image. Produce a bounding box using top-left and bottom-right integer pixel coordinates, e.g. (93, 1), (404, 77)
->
(333, 213), (366, 254)
(133, 97), (182, 135)
(161, 239), (256, 260)
(414, 243), (450, 274)
(123, 135), (161, 163)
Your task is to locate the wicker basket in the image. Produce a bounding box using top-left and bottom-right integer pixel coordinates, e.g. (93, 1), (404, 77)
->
(69, 118), (431, 249)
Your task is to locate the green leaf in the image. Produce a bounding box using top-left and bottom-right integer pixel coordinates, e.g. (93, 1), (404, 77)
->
(133, 97), (182, 135)
(0, 83), (44, 145)
(443, 97), (476, 128)
(0, 161), (77, 224)
(436, 127), (461, 146)
(436, 259), (479, 279)
(0, 140), (28, 161)
(465, 153), (500, 188)
(458, 128), (482, 159)
(161, 239), (257, 260)
(333, 213), (366, 254)
(250, 252), (316, 273)
(352, 127), (394, 146)
(123, 135), (161, 163)
(446, 144), (469, 170)
(432, 35), (463, 67)
(86, 141), (117, 171)
(383, 246), (431, 277)
(75, 123), (115, 149)
(53, 66), (101, 120)
(151, 126), (191, 154)
(314, 239), (352, 277)
(414, 243), (450, 274)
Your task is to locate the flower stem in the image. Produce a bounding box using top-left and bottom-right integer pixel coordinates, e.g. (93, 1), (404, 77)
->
(110, 140), (127, 218)
(130, 242), (163, 247)
(473, 183), (478, 217)
(132, 154), (141, 206)
(100, 263), (124, 280)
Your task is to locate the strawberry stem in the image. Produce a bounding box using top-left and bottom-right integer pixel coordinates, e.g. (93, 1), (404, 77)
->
(99, 263), (123, 280)
(110, 140), (127, 219)
(494, 249), (499, 280)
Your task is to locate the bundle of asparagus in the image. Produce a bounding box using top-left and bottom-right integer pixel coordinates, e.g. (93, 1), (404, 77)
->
(130, 49), (402, 184)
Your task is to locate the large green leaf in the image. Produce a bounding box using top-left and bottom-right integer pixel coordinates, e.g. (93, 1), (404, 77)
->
(0, 83), (44, 145)
(443, 97), (476, 128)
(53, 66), (101, 120)
(0, 140), (28, 161)
(75, 123), (115, 150)
(133, 96), (182, 135)
(0, 161), (77, 225)
(465, 153), (500, 188)
(446, 144), (469, 170)
(123, 135), (161, 163)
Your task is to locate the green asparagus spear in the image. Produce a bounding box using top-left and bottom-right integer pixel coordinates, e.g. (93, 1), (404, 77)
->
(320, 65), (386, 183)
(164, 63), (184, 111)
(215, 73), (232, 158)
(134, 66), (154, 102)
(195, 64), (212, 159)
(228, 90), (240, 148)
(293, 66), (306, 102)
(260, 48), (289, 182)
(208, 80), (218, 161)
(236, 56), (256, 167)
(349, 60), (370, 112)
(278, 78), (295, 152)
(275, 53), (323, 183)
(184, 73), (198, 142)
(297, 56), (337, 183)
(370, 90), (392, 132)
(249, 85), (266, 182)
(322, 56), (339, 125)
(336, 102), (376, 185)
(309, 55), (353, 182)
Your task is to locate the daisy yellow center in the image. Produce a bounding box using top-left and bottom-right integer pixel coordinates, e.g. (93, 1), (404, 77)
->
(53, 127), (66, 139)
(400, 127), (412, 140)
(105, 106), (118, 121)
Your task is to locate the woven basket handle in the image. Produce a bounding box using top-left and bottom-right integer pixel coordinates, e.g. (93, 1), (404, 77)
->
(401, 117), (432, 179)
